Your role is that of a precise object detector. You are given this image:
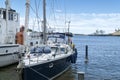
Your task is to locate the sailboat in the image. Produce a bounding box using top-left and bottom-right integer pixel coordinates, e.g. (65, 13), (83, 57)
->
(17, 0), (77, 80)
(0, 0), (24, 67)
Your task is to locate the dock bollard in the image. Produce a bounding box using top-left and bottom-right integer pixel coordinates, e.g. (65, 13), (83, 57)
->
(78, 72), (85, 80)
(85, 45), (88, 63)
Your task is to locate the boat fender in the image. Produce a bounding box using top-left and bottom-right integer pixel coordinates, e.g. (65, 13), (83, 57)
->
(70, 54), (76, 63)
(17, 61), (24, 69)
(70, 48), (78, 63)
(74, 48), (78, 63)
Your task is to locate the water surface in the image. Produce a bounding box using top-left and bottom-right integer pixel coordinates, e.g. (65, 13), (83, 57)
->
(0, 35), (120, 80)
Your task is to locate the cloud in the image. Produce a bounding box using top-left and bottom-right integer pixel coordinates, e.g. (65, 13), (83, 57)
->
(66, 13), (120, 34)
(20, 13), (120, 34)
(20, 17), (25, 26)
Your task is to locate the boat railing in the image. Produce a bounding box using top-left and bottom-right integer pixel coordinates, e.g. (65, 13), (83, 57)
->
(25, 51), (54, 65)
(25, 48), (69, 65)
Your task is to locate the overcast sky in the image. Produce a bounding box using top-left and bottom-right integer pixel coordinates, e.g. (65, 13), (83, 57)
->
(0, 0), (120, 34)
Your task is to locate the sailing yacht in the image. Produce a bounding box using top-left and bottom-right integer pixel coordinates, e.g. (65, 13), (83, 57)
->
(0, 0), (24, 67)
(17, 0), (77, 80)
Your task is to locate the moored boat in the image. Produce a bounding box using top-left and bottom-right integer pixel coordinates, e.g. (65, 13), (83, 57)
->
(0, 0), (23, 67)
(18, 33), (77, 80)
(17, 0), (77, 80)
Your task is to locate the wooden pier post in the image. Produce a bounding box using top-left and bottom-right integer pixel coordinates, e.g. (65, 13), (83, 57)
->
(78, 72), (85, 80)
(85, 45), (88, 63)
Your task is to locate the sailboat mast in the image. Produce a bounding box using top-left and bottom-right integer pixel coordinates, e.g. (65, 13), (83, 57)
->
(24, 0), (30, 45)
(43, 0), (47, 44)
(67, 21), (71, 44)
(68, 21), (71, 34)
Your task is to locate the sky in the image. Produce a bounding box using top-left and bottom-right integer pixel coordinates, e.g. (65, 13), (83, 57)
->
(1, 0), (120, 34)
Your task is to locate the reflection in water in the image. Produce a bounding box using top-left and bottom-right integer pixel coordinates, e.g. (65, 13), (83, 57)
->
(55, 65), (77, 80)
(0, 64), (19, 80)
(1, 36), (120, 80)
(0, 64), (78, 80)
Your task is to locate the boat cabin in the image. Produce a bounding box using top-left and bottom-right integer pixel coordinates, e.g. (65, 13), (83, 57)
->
(0, 8), (19, 44)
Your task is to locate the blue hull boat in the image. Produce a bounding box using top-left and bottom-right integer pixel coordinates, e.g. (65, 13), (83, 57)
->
(22, 55), (72, 80)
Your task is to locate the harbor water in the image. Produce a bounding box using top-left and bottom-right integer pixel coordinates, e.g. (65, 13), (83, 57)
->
(0, 35), (120, 80)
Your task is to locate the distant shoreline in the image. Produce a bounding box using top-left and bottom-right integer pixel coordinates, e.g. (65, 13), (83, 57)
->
(74, 34), (120, 36)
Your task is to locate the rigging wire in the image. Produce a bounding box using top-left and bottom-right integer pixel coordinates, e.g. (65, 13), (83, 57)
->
(28, 0), (42, 32)
(28, 0), (69, 33)
(64, 0), (67, 32)
(53, 0), (58, 30)
(37, 0), (41, 12)
(29, 4), (37, 31)
(64, 0), (71, 33)
(46, 0), (57, 32)
(35, 0), (41, 32)
(53, 0), (61, 32)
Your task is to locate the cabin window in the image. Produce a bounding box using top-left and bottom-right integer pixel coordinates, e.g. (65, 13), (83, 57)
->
(9, 12), (13, 20)
(30, 42), (33, 46)
(60, 48), (65, 52)
(3, 11), (6, 19)
(0, 10), (1, 18)
(51, 47), (58, 52)
(0, 24), (2, 34)
(14, 13), (18, 21)
(0, 10), (1, 17)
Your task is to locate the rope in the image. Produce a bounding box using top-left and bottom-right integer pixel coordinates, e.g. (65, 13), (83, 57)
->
(28, 67), (51, 80)
(29, 0), (43, 33)
(35, 0), (41, 32)
(16, 61), (51, 80)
